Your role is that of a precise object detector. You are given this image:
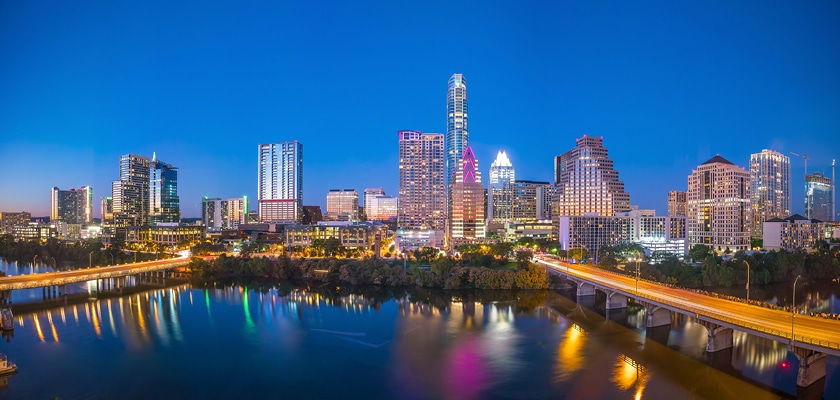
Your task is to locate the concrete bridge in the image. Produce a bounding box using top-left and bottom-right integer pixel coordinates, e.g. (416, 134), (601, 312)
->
(535, 254), (840, 389)
(0, 252), (192, 302)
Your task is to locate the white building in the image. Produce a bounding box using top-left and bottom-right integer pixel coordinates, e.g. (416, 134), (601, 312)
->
(559, 211), (688, 260)
(763, 214), (825, 251)
(258, 141), (303, 223)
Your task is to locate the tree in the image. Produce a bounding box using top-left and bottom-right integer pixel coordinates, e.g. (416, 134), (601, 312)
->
(516, 250), (533, 269)
(688, 244), (711, 263)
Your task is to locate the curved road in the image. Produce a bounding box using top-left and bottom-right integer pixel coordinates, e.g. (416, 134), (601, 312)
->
(535, 254), (840, 355)
(0, 251), (192, 291)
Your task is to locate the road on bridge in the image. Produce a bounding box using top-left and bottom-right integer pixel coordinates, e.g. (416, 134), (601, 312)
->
(535, 254), (840, 353)
(0, 251), (192, 290)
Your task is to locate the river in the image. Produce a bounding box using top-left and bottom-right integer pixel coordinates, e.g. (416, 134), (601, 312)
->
(0, 258), (837, 399)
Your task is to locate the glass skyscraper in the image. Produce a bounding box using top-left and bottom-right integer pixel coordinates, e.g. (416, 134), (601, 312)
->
(805, 172), (832, 221)
(258, 141), (303, 223)
(488, 150), (515, 222)
(150, 155), (180, 224)
(749, 149), (790, 238)
(113, 154), (150, 229)
(446, 73), (468, 186)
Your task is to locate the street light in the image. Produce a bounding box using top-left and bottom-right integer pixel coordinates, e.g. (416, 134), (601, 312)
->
(791, 275), (801, 347)
(744, 260), (750, 302)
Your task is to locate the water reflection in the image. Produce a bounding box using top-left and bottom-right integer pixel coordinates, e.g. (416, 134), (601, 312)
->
(0, 283), (833, 399)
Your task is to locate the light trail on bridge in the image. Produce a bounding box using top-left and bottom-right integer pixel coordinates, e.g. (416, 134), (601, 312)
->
(535, 255), (840, 356)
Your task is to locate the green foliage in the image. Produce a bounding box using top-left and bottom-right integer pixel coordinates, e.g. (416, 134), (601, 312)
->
(515, 250), (533, 269)
(688, 244), (711, 262)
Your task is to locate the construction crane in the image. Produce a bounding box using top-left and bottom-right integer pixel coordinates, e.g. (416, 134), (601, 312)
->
(790, 152), (813, 218)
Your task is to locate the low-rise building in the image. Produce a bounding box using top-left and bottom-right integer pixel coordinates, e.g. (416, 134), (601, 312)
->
(395, 229), (444, 253)
(763, 214), (825, 251)
(0, 212), (32, 235)
(125, 225), (206, 246)
(559, 211), (688, 259)
(284, 221), (387, 249)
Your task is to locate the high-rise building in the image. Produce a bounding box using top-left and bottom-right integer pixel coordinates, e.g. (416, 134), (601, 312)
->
(326, 189), (359, 221)
(112, 154), (151, 229)
(668, 190), (687, 217)
(364, 188), (397, 221)
(687, 155), (751, 252)
(150, 155), (180, 224)
(749, 149), (790, 238)
(805, 172), (832, 221)
(364, 188), (385, 220)
(445, 73), (468, 186)
(50, 186), (92, 224)
(488, 151), (515, 223)
(451, 147), (485, 239)
(258, 141), (303, 223)
(509, 180), (552, 222)
(554, 135), (631, 217)
(202, 196), (249, 231)
(100, 197), (113, 227)
(398, 130), (445, 230)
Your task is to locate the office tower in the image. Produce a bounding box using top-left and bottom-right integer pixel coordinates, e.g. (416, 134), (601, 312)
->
(112, 154), (151, 229)
(364, 188), (385, 220)
(806, 172), (832, 221)
(445, 73), (468, 186)
(508, 180), (551, 222)
(258, 141), (303, 223)
(398, 130), (445, 230)
(50, 186), (92, 224)
(749, 149), (790, 238)
(364, 188), (397, 221)
(687, 155), (751, 252)
(100, 197), (113, 227)
(554, 135), (631, 217)
(668, 190), (687, 217)
(488, 151), (515, 222)
(326, 189), (359, 221)
(451, 147), (485, 239)
(150, 155), (180, 224)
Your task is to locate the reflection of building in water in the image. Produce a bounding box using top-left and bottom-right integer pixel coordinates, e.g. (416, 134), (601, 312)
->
(731, 331), (788, 373)
(555, 324), (586, 382)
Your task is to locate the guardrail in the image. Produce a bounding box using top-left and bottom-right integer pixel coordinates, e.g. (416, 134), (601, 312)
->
(0, 258), (191, 291)
(536, 256), (840, 352)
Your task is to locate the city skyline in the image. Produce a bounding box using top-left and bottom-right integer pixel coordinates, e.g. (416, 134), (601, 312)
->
(2, 2), (839, 218)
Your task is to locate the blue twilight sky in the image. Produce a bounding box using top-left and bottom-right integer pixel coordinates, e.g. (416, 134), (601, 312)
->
(1, 1), (839, 218)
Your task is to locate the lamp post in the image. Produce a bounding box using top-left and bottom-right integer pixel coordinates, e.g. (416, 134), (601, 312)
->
(89, 252), (93, 268)
(108, 253), (114, 266)
(635, 251), (642, 298)
(791, 275), (801, 347)
(744, 260), (750, 302)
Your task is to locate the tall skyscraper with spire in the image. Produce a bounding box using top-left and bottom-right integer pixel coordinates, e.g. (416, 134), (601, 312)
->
(446, 73), (468, 186)
(749, 149), (790, 238)
(488, 150), (515, 222)
(451, 146), (485, 239)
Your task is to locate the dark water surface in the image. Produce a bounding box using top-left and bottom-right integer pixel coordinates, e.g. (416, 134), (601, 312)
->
(0, 258), (838, 399)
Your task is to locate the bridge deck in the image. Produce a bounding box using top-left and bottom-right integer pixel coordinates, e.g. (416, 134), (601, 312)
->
(535, 255), (840, 356)
(0, 254), (191, 291)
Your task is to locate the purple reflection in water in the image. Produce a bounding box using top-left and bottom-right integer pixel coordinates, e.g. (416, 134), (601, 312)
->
(446, 335), (490, 399)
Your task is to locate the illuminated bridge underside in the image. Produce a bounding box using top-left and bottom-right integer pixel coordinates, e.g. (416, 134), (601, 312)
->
(0, 257), (190, 291)
(535, 256), (840, 357)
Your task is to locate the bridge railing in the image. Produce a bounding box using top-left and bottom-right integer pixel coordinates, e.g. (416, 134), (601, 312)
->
(538, 257), (840, 351)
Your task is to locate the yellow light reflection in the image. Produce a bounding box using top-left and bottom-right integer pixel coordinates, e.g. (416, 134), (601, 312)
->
(33, 315), (44, 342)
(50, 321), (59, 342)
(91, 303), (102, 338)
(555, 324), (586, 382)
(612, 354), (648, 400)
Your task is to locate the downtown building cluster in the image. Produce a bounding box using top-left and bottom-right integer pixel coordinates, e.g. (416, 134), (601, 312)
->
(1, 75), (837, 260)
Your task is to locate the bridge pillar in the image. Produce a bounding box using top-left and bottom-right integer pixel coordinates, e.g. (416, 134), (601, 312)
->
(696, 320), (733, 352)
(605, 292), (627, 310)
(576, 282), (595, 297)
(792, 347), (827, 388)
(646, 306), (671, 328)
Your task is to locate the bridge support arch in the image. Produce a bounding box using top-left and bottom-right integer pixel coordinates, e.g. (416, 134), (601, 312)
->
(697, 320), (733, 352)
(605, 291), (627, 310)
(576, 282), (595, 297)
(792, 347), (826, 388)
(645, 306), (671, 328)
